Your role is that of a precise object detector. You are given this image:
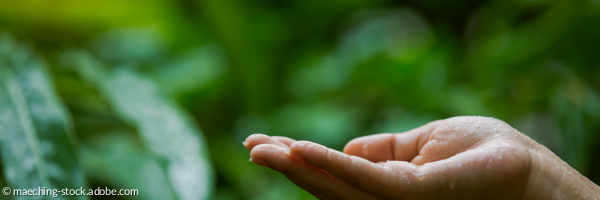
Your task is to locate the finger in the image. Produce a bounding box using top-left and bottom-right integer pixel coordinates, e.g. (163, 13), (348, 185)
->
(293, 140), (529, 199)
(244, 134), (289, 151)
(410, 117), (485, 165)
(250, 144), (379, 200)
(343, 133), (396, 162)
(271, 136), (296, 146)
(343, 120), (441, 162)
(291, 141), (408, 198)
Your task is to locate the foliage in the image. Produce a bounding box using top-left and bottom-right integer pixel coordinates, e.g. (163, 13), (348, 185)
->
(1, 0), (600, 199)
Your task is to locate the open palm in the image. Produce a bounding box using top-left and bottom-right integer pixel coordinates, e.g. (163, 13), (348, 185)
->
(244, 116), (594, 200)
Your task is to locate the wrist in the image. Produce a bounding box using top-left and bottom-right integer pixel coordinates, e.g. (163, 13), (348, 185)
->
(524, 145), (600, 200)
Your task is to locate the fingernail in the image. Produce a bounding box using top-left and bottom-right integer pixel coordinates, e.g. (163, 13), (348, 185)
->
(249, 157), (269, 167)
(242, 141), (250, 147)
(286, 148), (305, 162)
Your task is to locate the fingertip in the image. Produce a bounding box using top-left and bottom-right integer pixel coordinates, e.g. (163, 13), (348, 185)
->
(410, 155), (426, 165)
(246, 133), (271, 141)
(244, 133), (270, 150)
(250, 157), (269, 167)
(245, 134), (290, 151)
(342, 137), (361, 155)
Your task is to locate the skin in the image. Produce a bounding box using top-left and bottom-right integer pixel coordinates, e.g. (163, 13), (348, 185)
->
(244, 116), (600, 200)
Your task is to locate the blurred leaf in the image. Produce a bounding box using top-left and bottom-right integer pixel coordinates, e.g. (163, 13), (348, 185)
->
(465, 0), (590, 70)
(0, 61), (47, 200)
(62, 51), (214, 200)
(103, 68), (213, 200)
(81, 132), (175, 200)
(150, 45), (227, 96)
(200, 0), (274, 114)
(0, 34), (86, 199)
(287, 9), (433, 97)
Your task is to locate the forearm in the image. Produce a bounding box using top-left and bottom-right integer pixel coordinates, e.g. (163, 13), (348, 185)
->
(524, 145), (600, 200)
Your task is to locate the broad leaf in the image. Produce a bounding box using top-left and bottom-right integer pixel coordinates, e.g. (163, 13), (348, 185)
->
(0, 61), (47, 200)
(103, 68), (213, 200)
(0, 34), (86, 200)
(81, 132), (175, 200)
(62, 50), (214, 200)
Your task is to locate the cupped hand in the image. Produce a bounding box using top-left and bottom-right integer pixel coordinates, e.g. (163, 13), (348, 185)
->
(243, 116), (600, 200)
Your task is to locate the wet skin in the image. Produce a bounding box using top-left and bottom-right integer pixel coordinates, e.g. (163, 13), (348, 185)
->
(244, 116), (600, 200)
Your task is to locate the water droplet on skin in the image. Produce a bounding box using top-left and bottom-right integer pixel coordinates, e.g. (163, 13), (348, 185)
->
(414, 172), (426, 181)
(296, 142), (307, 147)
(449, 181), (455, 189)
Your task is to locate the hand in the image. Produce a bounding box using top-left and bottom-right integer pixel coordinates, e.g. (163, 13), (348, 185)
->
(243, 116), (600, 200)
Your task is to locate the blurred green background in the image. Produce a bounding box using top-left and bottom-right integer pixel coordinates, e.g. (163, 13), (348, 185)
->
(0, 0), (599, 199)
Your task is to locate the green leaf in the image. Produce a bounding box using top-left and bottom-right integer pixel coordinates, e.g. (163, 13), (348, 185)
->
(287, 9), (433, 97)
(81, 131), (176, 200)
(0, 60), (47, 200)
(103, 68), (213, 200)
(62, 51), (214, 200)
(150, 45), (226, 96)
(0, 34), (86, 199)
